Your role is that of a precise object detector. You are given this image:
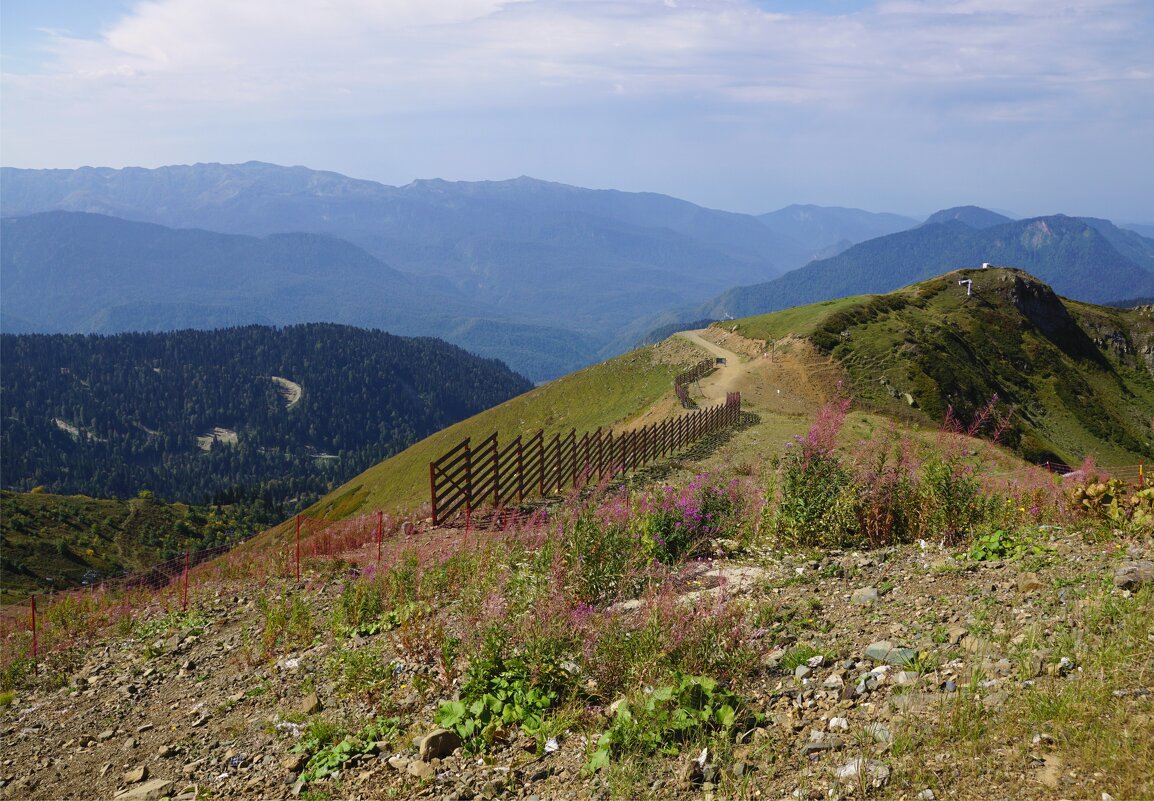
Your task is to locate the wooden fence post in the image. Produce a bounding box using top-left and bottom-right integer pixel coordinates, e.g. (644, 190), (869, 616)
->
(295, 515), (301, 581)
(517, 435), (525, 502)
(464, 441), (473, 522)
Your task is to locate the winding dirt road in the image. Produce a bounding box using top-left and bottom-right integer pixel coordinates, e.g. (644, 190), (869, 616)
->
(675, 330), (746, 402)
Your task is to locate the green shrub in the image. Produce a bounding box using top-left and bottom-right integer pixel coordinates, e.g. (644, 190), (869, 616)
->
(295, 717), (402, 784)
(966, 529), (1053, 562)
(920, 454), (989, 544)
(434, 627), (571, 752)
(332, 577), (387, 637)
(587, 673), (761, 771)
(635, 475), (743, 564)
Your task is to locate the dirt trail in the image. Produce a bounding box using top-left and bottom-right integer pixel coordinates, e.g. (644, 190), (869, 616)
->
(675, 328), (840, 415)
(675, 330), (745, 401)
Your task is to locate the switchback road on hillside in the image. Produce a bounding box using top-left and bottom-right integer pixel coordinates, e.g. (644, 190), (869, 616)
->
(675, 329), (745, 403)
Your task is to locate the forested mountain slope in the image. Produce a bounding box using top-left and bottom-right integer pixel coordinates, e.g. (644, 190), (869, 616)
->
(0, 325), (532, 516)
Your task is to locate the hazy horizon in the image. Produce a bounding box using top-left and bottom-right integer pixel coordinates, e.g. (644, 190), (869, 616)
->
(3, 1), (1152, 223)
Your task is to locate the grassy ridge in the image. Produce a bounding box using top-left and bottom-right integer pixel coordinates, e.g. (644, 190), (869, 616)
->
(294, 268), (1153, 532)
(726, 269), (1154, 466)
(729, 295), (868, 342)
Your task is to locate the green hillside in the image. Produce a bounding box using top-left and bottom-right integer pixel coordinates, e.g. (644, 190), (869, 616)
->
(734, 268), (1154, 465)
(301, 343), (697, 522)
(0, 491), (262, 602)
(245, 269), (1151, 540)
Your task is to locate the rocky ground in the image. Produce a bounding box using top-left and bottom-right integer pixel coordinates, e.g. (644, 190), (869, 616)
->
(2, 525), (1151, 801)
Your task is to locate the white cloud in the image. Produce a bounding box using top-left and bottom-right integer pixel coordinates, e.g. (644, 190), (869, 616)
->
(2, 0), (1150, 218)
(9, 0), (1147, 113)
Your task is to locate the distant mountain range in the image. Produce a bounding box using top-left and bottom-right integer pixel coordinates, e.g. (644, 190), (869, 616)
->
(704, 213), (1154, 320)
(757, 204), (919, 261)
(1, 163), (923, 379)
(3, 163), (1151, 378)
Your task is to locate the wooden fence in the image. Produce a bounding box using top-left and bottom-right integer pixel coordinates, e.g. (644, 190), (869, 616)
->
(674, 359), (715, 408)
(429, 392), (742, 524)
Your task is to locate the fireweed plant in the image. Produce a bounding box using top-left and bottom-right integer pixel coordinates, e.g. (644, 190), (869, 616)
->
(768, 396), (1031, 548)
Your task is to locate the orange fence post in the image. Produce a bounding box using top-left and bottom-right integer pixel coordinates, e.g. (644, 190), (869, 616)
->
(182, 550), (189, 611)
(30, 594), (38, 675)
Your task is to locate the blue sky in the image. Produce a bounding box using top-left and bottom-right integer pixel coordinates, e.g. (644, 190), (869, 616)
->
(2, 0), (1152, 222)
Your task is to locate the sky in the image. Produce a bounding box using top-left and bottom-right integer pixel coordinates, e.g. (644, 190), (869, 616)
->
(2, 0), (1152, 222)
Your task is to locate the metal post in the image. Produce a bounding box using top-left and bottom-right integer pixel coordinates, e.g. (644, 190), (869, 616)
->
(182, 550), (189, 612)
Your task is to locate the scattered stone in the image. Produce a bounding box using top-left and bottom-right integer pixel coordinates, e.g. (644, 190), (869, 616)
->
(890, 692), (936, 713)
(418, 728), (462, 761)
(1035, 754), (1063, 789)
(281, 754), (308, 772)
(157, 745), (176, 759)
(800, 736), (844, 755)
(828, 717), (849, 732)
(946, 626), (968, 646)
(407, 760), (436, 779)
(387, 755), (410, 772)
(822, 673), (845, 689)
(917, 789), (936, 801)
(893, 670), (920, 687)
(982, 691), (1008, 709)
(296, 692), (322, 716)
(863, 722), (893, 745)
(123, 766), (148, 784)
(794, 665), (813, 680)
(97, 729), (115, 742)
(1114, 561), (1153, 591)
(113, 779), (173, 801)
(851, 587), (879, 605)
(834, 757), (890, 788)
(961, 636), (994, 655)
(864, 641), (917, 666)
(1017, 572), (1045, 594)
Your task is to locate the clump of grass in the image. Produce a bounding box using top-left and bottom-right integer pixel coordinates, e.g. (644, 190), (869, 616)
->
(251, 592), (315, 661)
(891, 585), (1154, 799)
